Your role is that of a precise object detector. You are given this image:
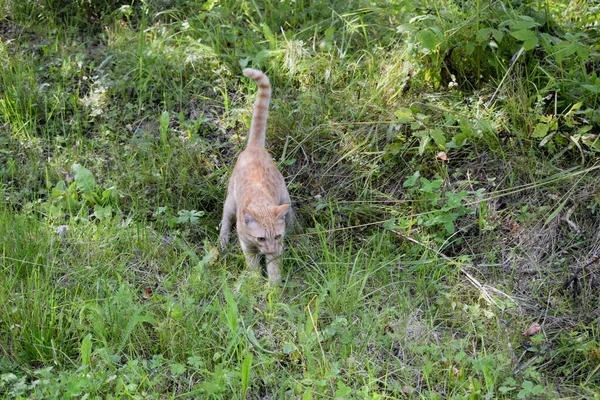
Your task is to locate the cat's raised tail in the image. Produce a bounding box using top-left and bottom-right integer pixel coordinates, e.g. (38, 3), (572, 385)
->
(243, 68), (271, 149)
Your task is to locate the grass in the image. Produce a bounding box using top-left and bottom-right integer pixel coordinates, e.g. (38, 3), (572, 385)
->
(1, 0), (600, 398)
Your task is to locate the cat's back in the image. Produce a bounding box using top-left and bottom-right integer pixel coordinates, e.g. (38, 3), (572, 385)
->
(235, 146), (280, 173)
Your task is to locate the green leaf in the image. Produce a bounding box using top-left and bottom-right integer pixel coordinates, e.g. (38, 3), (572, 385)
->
(80, 334), (92, 367)
(503, 377), (517, 386)
(302, 389), (313, 400)
(169, 302), (184, 320)
(419, 177), (443, 193)
(170, 363), (186, 375)
(448, 132), (468, 148)
(253, 49), (271, 65)
(72, 164), (96, 195)
(101, 187), (118, 205)
(476, 28), (493, 43)
(532, 123), (549, 138)
(335, 381), (352, 399)
(510, 29), (535, 42)
(241, 352), (253, 399)
(418, 134), (431, 155)
(176, 209), (204, 225)
(582, 84), (600, 94)
(429, 128), (446, 147)
(531, 384), (544, 394)
(538, 132), (555, 147)
(491, 29), (504, 43)
(321, 26), (335, 51)
(416, 29), (442, 52)
(510, 30), (538, 50)
(465, 41), (475, 56)
(396, 24), (417, 33)
(444, 220), (455, 234)
(576, 43), (589, 59)
(522, 380), (534, 390)
(384, 142), (402, 156)
(459, 118), (474, 136)
(262, 23), (276, 48)
(394, 107), (414, 123)
(403, 171), (420, 188)
(159, 111), (170, 134)
(524, 36), (539, 51)
(499, 385), (516, 393)
(65, 377), (86, 396)
(223, 285), (238, 332)
(187, 356), (204, 369)
(194, 249), (216, 272)
(282, 342), (297, 355)
(511, 20), (540, 30)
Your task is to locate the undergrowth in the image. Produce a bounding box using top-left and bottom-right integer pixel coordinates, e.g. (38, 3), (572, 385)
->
(1, 0), (599, 398)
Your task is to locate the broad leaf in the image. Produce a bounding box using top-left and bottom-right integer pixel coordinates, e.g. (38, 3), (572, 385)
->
(72, 164), (96, 195)
(417, 29), (442, 52)
(510, 29), (538, 50)
(532, 123), (549, 138)
(476, 28), (493, 43)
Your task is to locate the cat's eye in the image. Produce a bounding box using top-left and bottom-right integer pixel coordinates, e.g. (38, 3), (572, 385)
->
(257, 237), (266, 242)
(274, 235), (282, 240)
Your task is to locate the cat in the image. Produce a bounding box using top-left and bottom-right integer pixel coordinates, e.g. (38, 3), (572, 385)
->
(219, 68), (292, 282)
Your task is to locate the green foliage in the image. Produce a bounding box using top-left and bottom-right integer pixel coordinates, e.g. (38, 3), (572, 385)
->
(384, 105), (497, 158)
(175, 209), (205, 225)
(517, 380), (544, 399)
(37, 163), (119, 220)
(397, 0), (599, 157)
(0, 0), (599, 398)
(5, 0), (150, 31)
(383, 170), (475, 247)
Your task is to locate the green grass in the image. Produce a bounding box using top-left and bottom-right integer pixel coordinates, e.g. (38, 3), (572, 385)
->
(1, 0), (600, 398)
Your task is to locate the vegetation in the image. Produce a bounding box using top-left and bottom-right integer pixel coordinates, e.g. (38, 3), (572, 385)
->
(1, 0), (599, 398)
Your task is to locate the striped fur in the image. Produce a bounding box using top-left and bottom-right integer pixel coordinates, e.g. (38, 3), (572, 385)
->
(243, 68), (271, 149)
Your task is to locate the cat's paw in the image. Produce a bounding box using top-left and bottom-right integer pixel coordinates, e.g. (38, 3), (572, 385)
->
(267, 269), (281, 282)
(219, 234), (230, 248)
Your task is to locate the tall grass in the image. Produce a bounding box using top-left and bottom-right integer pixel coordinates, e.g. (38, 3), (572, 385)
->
(1, 0), (599, 398)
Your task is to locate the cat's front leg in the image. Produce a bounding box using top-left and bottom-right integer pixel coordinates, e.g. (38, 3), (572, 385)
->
(265, 252), (282, 282)
(240, 240), (261, 271)
(219, 194), (236, 247)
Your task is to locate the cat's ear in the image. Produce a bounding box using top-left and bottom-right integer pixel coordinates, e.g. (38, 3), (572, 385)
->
(273, 204), (290, 219)
(243, 208), (258, 225)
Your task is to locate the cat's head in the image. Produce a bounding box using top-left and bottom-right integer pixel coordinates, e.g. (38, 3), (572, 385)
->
(243, 204), (290, 255)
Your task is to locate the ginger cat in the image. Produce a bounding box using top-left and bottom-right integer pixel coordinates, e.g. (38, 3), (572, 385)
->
(219, 68), (292, 282)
